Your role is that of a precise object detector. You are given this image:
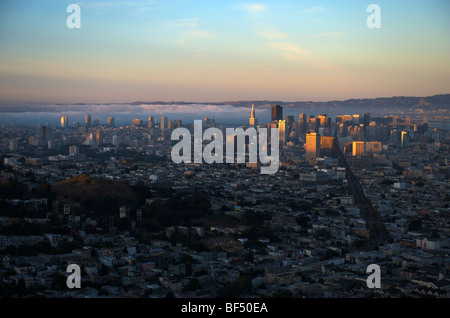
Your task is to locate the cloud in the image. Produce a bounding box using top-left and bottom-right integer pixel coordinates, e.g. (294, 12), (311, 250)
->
(267, 42), (307, 54)
(192, 49), (206, 59)
(256, 26), (287, 40)
(176, 28), (214, 49)
(310, 32), (346, 39)
(241, 3), (267, 13)
(162, 18), (200, 29)
(79, 1), (155, 11)
(265, 40), (344, 74)
(166, 19), (213, 57)
(301, 6), (325, 13)
(161, 18), (213, 47)
(185, 30), (213, 38)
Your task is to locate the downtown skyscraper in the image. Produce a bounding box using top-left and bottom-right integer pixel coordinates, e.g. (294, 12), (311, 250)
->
(61, 116), (69, 128)
(85, 114), (91, 129)
(271, 105), (283, 123)
(249, 103), (258, 127)
(306, 132), (320, 161)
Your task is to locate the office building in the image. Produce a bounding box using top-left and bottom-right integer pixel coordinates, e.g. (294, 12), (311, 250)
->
(271, 105), (283, 123)
(88, 133), (95, 145)
(132, 119), (144, 127)
(61, 116), (69, 128)
(363, 113), (371, 126)
(113, 135), (121, 148)
(160, 116), (168, 131)
(320, 136), (337, 157)
(299, 113), (307, 124)
(366, 141), (382, 154)
(391, 129), (402, 144)
(366, 121), (378, 141)
(69, 145), (79, 156)
(335, 115), (353, 124)
(352, 141), (366, 157)
(278, 120), (286, 145)
(107, 116), (115, 127)
(96, 130), (103, 145)
(174, 119), (182, 128)
(285, 115), (294, 126)
(309, 117), (319, 133)
(9, 139), (18, 152)
(40, 126), (52, 142)
(306, 132), (321, 161)
(148, 116), (155, 128)
(249, 103), (258, 127)
(317, 114), (331, 128)
(401, 131), (409, 148)
(297, 113), (307, 135)
(85, 114), (91, 128)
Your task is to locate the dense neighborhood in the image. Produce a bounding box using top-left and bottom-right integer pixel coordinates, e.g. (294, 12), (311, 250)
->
(1, 110), (449, 298)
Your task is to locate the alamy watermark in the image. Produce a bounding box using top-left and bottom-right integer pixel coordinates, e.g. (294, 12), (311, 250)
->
(66, 4), (81, 29)
(367, 4), (381, 29)
(66, 264), (81, 289)
(366, 264), (381, 289)
(171, 120), (279, 174)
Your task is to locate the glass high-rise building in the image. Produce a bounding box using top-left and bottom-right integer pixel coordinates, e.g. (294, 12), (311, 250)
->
(271, 105), (283, 123)
(85, 114), (91, 128)
(107, 116), (115, 127)
(401, 131), (409, 148)
(278, 120), (286, 145)
(148, 116), (155, 128)
(160, 116), (168, 131)
(61, 116), (69, 128)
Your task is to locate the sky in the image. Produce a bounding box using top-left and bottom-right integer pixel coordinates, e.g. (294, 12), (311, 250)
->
(0, 0), (449, 103)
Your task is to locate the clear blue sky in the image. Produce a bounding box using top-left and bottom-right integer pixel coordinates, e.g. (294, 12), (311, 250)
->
(0, 0), (449, 103)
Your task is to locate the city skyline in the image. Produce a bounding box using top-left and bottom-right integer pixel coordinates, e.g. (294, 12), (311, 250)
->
(1, 0), (450, 303)
(1, 90), (449, 300)
(1, 0), (449, 103)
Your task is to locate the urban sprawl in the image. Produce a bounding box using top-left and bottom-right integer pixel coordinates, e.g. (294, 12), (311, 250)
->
(0, 104), (449, 298)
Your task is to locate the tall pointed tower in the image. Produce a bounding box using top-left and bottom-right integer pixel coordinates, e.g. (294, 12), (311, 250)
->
(249, 103), (258, 127)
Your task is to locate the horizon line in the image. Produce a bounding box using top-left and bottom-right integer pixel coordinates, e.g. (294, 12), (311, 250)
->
(1, 93), (449, 107)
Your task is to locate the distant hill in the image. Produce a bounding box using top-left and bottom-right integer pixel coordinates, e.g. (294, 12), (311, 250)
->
(1, 94), (449, 113)
(262, 94), (450, 112)
(52, 174), (137, 210)
(128, 94), (450, 110)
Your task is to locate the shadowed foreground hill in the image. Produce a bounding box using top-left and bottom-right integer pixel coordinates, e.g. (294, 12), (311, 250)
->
(52, 174), (137, 214)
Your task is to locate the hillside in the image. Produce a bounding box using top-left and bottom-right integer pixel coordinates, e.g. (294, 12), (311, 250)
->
(130, 94), (450, 110)
(52, 174), (137, 210)
(1, 94), (449, 113)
